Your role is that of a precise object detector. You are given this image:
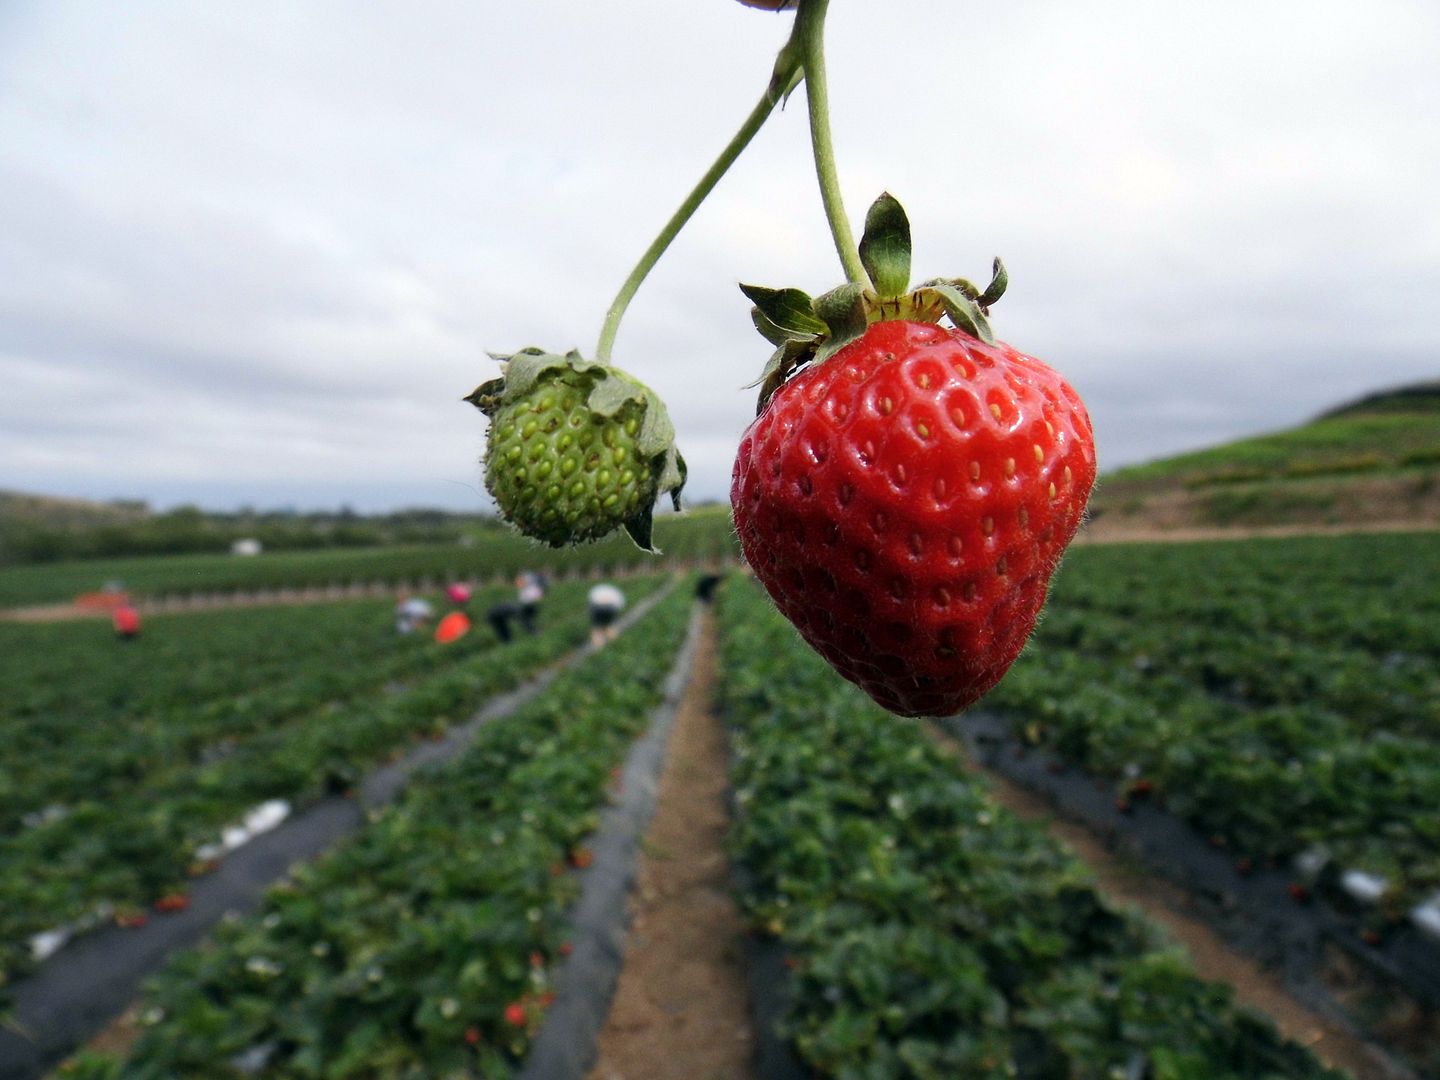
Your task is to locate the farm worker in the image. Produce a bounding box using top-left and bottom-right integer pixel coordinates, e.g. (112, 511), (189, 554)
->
(445, 582), (472, 608)
(112, 604), (142, 641)
(516, 571), (545, 634)
(587, 583), (625, 647)
(435, 610), (470, 644)
(395, 596), (433, 635)
(486, 602), (520, 644)
(695, 573), (723, 603)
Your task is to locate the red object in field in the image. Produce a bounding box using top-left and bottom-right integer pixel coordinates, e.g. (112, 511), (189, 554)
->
(75, 591), (129, 611)
(434, 611), (471, 644)
(446, 583), (472, 605)
(112, 606), (141, 637)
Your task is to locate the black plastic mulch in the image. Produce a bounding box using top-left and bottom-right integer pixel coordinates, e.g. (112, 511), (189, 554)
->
(0, 585), (676, 1080)
(945, 709), (1437, 1076)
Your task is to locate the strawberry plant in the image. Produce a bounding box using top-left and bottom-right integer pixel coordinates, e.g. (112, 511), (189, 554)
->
(91, 583), (693, 1077)
(990, 533), (1440, 912)
(0, 579), (663, 986)
(717, 579), (1345, 1078)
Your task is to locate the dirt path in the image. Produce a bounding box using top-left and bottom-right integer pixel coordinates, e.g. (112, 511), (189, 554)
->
(927, 729), (1403, 1080)
(0, 562), (729, 624)
(587, 610), (755, 1080)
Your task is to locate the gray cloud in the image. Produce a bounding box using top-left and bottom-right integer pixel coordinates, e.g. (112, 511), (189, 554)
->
(1, 0), (1436, 512)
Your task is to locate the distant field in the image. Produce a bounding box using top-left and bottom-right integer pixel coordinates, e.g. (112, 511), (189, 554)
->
(0, 508), (737, 608)
(1108, 412), (1440, 489)
(1090, 390), (1440, 533)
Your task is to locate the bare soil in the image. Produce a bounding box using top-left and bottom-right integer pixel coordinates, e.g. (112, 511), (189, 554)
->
(587, 610), (755, 1080)
(927, 728), (1405, 1080)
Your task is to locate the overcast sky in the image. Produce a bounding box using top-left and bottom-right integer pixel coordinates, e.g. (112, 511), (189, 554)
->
(1, 1), (1436, 512)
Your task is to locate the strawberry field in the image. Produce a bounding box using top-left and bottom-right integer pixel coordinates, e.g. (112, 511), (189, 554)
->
(717, 580), (1347, 1079)
(0, 578), (663, 990)
(0, 509), (736, 608)
(990, 532), (1440, 918)
(0, 530), (1433, 1078)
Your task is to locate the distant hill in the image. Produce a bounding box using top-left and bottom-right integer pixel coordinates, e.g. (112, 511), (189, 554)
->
(1088, 379), (1440, 536)
(0, 490), (148, 529)
(0, 492), (490, 566)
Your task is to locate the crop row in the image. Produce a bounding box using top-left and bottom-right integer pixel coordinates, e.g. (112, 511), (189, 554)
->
(0, 578), (662, 987)
(1, 588), (516, 829)
(64, 580), (694, 1078)
(991, 533), (1440, 912)
(1055, 532), (1440, 659)
(0, 508), (738, 607)
(717, 580), (1343, 1079)
(1030, 605), (1438, 743)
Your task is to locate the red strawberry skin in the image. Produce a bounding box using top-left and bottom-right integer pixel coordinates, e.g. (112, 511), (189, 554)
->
(731, 320), (1095, 717)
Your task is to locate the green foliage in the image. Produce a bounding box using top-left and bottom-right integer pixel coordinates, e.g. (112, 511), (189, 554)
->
(102, 581), (693, 1077)
(0, 578), (663, 986)
(716, 581), (1343, 1079)
(991, 532), (1440, 910)
(1107, 412), (1440, 490)
(0, 501), (481, 567)
(0, 508), (737, 607)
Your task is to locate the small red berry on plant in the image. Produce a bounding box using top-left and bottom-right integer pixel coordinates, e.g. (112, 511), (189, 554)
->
(504, 1002), (527, 1027)
(464, 1026), (482, 1046)
(732, 194), (1096, 717)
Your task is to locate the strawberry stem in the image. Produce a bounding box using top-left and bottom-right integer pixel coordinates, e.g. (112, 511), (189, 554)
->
(795, 0), (866, 287)
(595, 43), (805, 363)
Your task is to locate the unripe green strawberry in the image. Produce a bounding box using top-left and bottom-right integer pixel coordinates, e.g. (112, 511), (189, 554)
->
(466, 349), (686, 551)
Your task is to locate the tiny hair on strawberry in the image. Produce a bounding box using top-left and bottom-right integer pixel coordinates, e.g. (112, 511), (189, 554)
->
(731, 193), (1096, 717)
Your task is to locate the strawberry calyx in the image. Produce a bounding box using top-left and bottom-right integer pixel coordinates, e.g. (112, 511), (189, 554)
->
(742, 192), (1007, 413)
(466, 348), (686, 552)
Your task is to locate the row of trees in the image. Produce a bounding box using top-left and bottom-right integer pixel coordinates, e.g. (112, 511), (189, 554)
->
(0, 505), (498, 565)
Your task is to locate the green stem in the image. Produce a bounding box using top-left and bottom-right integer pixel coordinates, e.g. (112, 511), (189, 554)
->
(595, 47), (805, 363)
(795, 0), (866, 286)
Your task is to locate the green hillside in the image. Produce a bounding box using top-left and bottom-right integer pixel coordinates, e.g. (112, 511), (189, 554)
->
(1091, 381), (1440, 532)
(1110, 382), (1440, 489)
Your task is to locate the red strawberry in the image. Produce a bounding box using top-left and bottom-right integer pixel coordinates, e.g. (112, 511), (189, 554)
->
(464, 1026), (482, 1046)
(504, 1002), (528, 1027)
(731, 194), (1095, 717)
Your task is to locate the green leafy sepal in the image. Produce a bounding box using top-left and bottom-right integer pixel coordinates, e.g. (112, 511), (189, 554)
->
(742, 193), (1009, 413)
